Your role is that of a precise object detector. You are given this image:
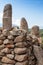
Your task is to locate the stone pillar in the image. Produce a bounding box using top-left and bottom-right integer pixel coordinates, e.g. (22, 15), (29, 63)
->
(31, 25), (40, 37)
(3, 4), (12, 30)
(20, 17), (28, 32)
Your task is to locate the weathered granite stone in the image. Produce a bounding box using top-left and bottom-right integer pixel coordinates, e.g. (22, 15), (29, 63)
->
(15, 42), (28, 48)
(15, 60), (28, 65)
(3, 39), (14, 45)
(5, 44), (14, 48)
(0, 40), (3, 45)
(0, 44), (5, 50)
(2, 63), (14, 65)
(0, 34), (6, 40)
(14, 47), (27, 54)
(31, 25), (40, 37)
(2, 29), (10, 36)
(33, 45), (43, 65)
(20, 17), (28, 31)
(3, 4), (12, 30)
(1, 48), (11, 54)
(15, 54), (28, 62)
(3, 39), (10, 44)
(8, 35), (14, 40)
(14, 35), (26, 43)
(1, 56), (15, 64)
(7, 54), (14, 60)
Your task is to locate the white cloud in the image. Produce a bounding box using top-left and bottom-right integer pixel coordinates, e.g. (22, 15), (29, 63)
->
(12, 18), (21, 27)
(0, 12), (3, 24)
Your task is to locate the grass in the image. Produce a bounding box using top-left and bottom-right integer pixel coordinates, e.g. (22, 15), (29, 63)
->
(40, 29), (43, 43)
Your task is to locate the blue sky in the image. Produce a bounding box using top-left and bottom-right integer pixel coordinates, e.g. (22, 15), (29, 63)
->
(0, 0), (43, 28)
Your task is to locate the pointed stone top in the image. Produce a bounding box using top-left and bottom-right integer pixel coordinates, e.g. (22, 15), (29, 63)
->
(4, 4), (12, 12)
(31, 25), (40, 37)
(20, 17), (28, 31)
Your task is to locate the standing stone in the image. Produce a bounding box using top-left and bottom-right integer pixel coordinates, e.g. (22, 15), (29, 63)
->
(20, 17), (28, 31)
(3, 4), (12, 30)
(31, 26), (42, 44)
(31, 25), (40, 37)
(31, 26), (39, 35)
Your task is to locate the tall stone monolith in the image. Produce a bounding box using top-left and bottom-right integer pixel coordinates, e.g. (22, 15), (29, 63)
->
(3, 4), (12, 30)
(20, 17), (28, 32)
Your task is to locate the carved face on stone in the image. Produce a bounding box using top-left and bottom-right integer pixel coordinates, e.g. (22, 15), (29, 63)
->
(3, 4), (12, 30)
(20, 18), (28, 31)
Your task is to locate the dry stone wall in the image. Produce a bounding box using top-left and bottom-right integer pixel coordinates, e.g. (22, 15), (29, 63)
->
(0, 28), (40, 65)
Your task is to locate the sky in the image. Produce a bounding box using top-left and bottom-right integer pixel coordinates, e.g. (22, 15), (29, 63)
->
(0, 0), (43, 29)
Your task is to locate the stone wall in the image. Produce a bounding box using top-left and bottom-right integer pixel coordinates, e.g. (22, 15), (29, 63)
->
(0, 28), (40, 65)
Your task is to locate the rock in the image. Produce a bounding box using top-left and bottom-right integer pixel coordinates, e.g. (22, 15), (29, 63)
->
(14, 47), (27, 54)
(20, 17), (28, 32)
(0, 62), (2, 65)
(0, 30), (2, 35)
(3, 39), (14, 45)
(0, 52), (5, 56)
(13, 29), (27, 35)
(8, 35), (14, 40)
(29, 59), (36, 65)
(2, 29), (10, 36)
(0, 40), (3, 45)
(0, 34), (6, 40)
(0, 44), (5, 50)
(1, 48), (11, 54)
(15, 54), (28, 62)
(15, 60), (28, 65)
(2, 63), (13, 65)
(15, 42), (28, 48)
(33, 45), (43, 65)
(29, 55), (35, 60)
(3, 39), (10, 44)
(3, 4), (12, 30)
(27, 47), (32, 56)
(7, 54), (14, 60)
(32, 38), (39, 46)
(5, 44), (14, 48)
(1, 57), (15, 64)
(10, 30), (19, 36)
(31, 25), (40, 37)
(26, 34), (32, 41)
(11, 51), (14, 55)
(10, 29), (27, 36)
(14, 35), (26, 43)
(9, 40), (14, 44)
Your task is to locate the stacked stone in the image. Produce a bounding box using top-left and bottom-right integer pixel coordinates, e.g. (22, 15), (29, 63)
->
(0, 28), (39, 65)
(14, 30), (29, 65)
(0, 29), (28, 65)
(0, 29), (15, 65)
(27, 34), (38, 65)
